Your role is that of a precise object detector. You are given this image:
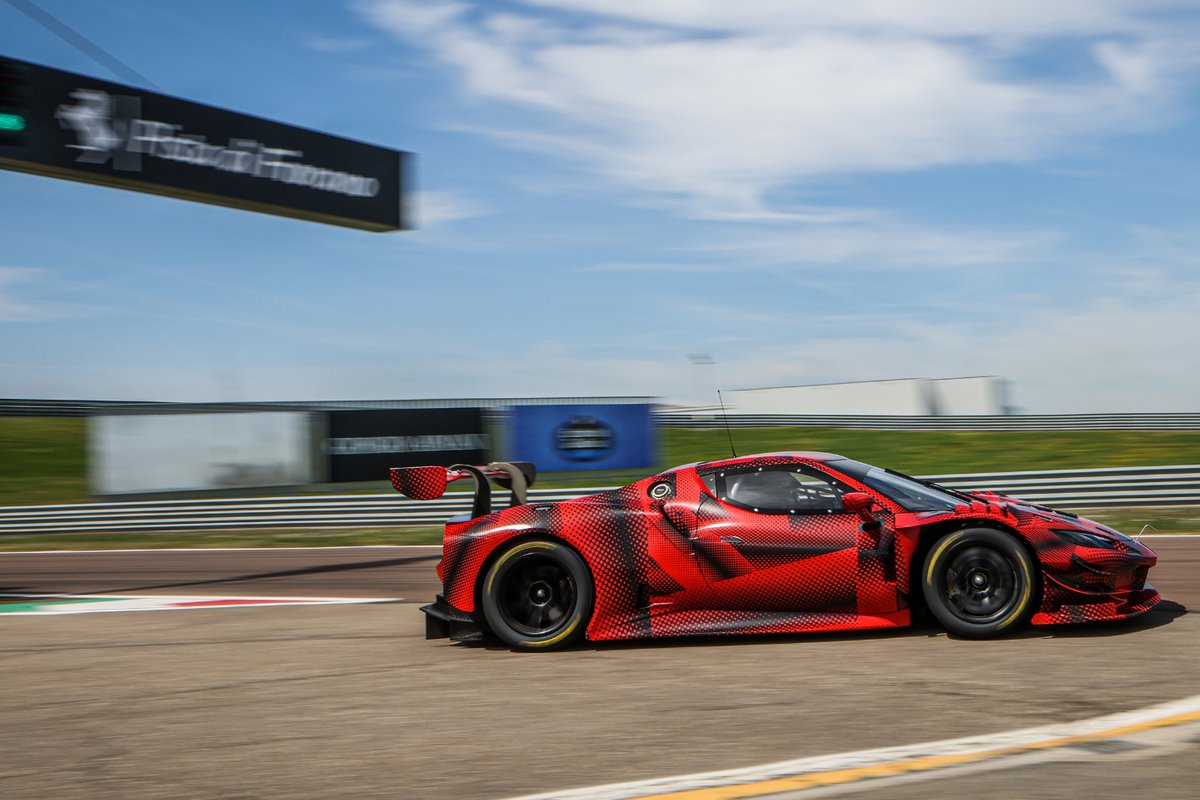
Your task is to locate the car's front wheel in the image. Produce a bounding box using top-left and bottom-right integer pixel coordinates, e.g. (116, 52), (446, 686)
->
(479, 539), (593, 650)
(921, 527), (1037, 638)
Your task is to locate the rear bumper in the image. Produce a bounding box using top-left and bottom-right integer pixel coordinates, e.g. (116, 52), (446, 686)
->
(420, 595), (485, 642)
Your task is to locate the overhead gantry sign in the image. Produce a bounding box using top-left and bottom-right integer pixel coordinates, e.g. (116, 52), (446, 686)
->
(0, 55), (409, 231)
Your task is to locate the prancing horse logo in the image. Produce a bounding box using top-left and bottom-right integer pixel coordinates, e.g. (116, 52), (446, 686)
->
(55, 89), (142, 170)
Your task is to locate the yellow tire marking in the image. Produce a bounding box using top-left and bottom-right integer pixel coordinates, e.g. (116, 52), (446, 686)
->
(997, 549), (1034, 631)
(924, 534), (959, 585)
(485, 540), (583, 647)
(486, 540), (556, 596)
(521, 612), (582, 649)
(925, 530), (1036, 631)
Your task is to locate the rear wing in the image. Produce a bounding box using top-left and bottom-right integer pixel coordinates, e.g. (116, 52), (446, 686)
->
(389, 461), (537, 519)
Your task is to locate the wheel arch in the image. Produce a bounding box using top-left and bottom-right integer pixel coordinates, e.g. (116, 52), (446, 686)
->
(909, 518), (1041, 619)
(471, 530), (597, 626)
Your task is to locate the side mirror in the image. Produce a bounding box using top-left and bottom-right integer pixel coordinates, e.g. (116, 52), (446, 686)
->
(842, 492), (877, 523)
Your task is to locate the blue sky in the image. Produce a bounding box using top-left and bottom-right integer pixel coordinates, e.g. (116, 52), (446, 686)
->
(3, 0), (1200, 412)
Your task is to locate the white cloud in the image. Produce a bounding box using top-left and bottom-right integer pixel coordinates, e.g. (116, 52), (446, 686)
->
(702, 221), (1060, 268)
(360, 0), (1199, 216)
(301, 35), (375, 54)
(570, 218), (1058, 275)
(698, 282), (1200, 413)
(575, 261), (723, 273)
(4, 278), (1197, 410)
(0, 268), (48, 322)
(517, 1), (1196, 38)
(411, 189), (487, 227)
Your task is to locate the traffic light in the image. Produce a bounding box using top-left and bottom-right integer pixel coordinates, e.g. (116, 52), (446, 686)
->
(0, 58), (29, 147)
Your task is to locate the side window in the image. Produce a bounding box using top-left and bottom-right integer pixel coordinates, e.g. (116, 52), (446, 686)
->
(788, 471), (848, 512)
(715, 465), (851, 514)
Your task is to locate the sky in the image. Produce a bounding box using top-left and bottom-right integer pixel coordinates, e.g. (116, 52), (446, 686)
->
(3, 0), (1200, 412)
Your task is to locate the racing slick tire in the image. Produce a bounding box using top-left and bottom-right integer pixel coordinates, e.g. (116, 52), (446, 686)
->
(921, 527), (1037, 638)
(480, 539), (594, 651)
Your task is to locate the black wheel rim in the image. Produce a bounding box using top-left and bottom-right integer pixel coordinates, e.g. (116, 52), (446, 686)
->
(942, 543), (1020, 623)
(496, 552), (577, 637)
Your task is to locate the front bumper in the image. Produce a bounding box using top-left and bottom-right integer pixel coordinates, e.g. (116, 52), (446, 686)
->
(1029, 535), (1161, 626)
(420, 594), (485, 642)
(1031, 583), (1161, 625)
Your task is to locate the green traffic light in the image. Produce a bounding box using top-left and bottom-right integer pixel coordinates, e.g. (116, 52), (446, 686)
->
(0, 113), (26, 132)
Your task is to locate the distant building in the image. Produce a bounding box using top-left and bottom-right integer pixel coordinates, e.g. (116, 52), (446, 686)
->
(727, 377), (1012, 416)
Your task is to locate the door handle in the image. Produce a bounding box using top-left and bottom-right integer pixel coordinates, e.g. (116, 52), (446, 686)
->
(721, 535), (744, 544)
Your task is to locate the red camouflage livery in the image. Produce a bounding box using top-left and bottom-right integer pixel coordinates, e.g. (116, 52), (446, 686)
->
(392, 452), (1160, 650)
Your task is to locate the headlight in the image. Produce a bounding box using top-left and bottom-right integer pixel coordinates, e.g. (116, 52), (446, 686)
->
(1052, 528), (1118, 549)
(1097, 525), (1136, 545)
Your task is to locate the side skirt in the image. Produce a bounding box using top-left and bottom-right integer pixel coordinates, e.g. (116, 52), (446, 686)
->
(587, 607), (910, 642)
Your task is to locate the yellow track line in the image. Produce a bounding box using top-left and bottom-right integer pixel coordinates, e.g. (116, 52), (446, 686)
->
(632, 707), (1200, 800)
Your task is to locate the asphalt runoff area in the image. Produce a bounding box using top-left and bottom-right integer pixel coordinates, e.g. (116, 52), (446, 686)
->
(1, 540), (1197, 799)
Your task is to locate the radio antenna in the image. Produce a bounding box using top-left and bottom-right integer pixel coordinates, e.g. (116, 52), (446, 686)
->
(717, 390), (737, 457)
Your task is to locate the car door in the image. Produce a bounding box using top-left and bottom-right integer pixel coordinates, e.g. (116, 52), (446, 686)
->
(688, 463), (865, 612)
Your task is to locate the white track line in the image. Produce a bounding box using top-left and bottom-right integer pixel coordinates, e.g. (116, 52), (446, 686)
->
(0, 593), (402, 615)
(503, 694), (1200, 800)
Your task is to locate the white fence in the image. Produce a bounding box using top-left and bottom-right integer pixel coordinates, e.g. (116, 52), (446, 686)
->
(1, 465), (1198, 535)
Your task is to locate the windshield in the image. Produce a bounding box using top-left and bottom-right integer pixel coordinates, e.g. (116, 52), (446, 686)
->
(830, 458), (961, 512)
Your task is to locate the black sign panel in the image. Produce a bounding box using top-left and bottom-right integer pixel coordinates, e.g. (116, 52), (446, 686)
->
(0, 56), (408, 231)
(325, 409), (488, 482)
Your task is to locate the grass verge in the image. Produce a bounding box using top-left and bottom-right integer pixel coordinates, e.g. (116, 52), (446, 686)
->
(1070, 507), (1200, 536)
(0, 417), (88, 505)
(4, 417), (1200, 507)
(663, 427), (1200, 475)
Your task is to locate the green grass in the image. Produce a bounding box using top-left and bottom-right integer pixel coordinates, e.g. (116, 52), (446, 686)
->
(1070, 507), (1200, 536)
(4, 416), (1200, 506)
(663, 428), (1200, 476)
(0, 417), (88, 505)
(347, 428), (1200, 494)
(4, 415), (1200, 550)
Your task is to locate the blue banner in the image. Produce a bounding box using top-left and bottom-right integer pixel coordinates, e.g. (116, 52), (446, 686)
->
(507, 404), (657, 472)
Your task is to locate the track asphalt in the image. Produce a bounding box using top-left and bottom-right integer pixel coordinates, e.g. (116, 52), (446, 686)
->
(0, 538), (1197, 799)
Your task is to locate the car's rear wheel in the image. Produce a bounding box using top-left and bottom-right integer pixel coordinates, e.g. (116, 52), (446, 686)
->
(480, 539), (593, 650)
(921, 527), (1037, 638)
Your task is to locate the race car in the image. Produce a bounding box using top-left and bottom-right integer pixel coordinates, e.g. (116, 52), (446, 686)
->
(390, 452), (1160, 650)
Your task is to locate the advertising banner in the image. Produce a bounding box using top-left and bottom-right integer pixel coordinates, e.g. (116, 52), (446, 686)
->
(507, 404), (657, 472)
(324, 408), (488, 482)
(90, 412), (316, 495)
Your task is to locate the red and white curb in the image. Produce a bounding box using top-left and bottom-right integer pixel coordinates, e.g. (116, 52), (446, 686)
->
(0, 594), (400, 615)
